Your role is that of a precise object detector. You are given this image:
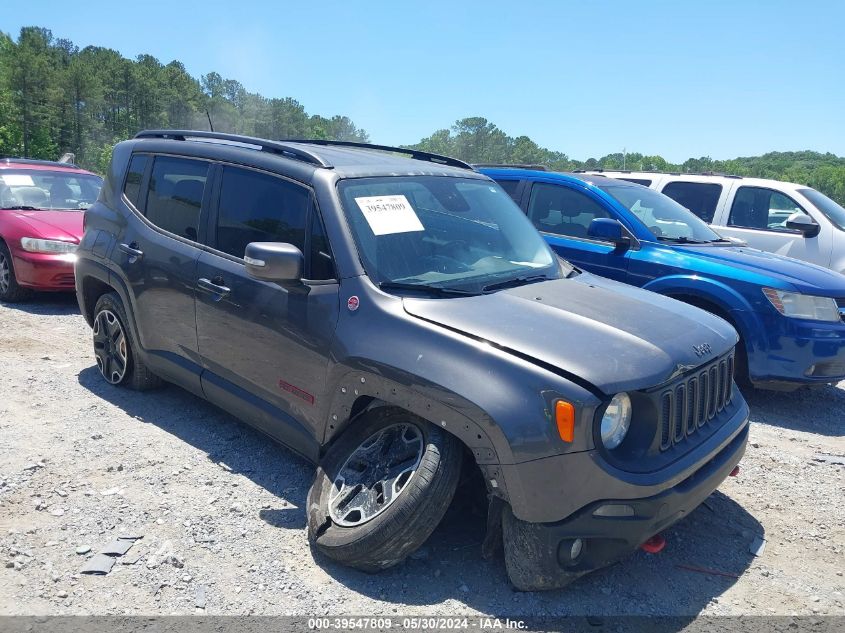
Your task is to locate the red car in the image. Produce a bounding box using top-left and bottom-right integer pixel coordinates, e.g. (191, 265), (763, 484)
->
(0, 158), (103, 302)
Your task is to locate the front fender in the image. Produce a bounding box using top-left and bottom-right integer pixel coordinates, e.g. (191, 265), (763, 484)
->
(642, 274), (750, 314)
(321, 362), (528, 503)
(642, 274), (766, 352)
(323, 364), (501, 465)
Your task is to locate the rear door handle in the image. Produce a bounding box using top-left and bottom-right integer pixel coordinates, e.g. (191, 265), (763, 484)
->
(197, 277), (231, 299)
(118, 242), (144, 260)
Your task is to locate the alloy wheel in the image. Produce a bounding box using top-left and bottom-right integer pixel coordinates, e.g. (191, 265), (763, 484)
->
(93, 309), (128, 384)
(0, 253), (10, 295)
(328, 423), (424, 527)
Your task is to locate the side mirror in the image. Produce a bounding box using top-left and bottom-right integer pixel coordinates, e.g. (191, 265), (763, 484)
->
(785, 212), (820, 238)
(588, 218), (629, 247)
(244, 242), (303, 282)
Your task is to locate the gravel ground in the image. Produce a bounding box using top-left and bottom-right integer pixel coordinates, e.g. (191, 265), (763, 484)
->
(0, 294), (843, 618)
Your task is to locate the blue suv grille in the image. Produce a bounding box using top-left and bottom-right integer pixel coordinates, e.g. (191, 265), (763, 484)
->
(658, 353), (734, 451)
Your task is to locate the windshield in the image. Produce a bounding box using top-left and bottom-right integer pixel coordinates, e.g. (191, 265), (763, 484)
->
(597, 183), (724, 243)
(0, 170), (103, 210)
(799, 188), (845, 231)
(337, 176), (561, 293)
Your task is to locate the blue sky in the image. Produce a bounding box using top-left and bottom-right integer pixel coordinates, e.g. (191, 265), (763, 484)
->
(4, 0), (844, 162)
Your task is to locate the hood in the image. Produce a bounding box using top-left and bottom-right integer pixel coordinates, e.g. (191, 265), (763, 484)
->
(402, 273), (738, 395)
(9, 210), (84, 242)
(672, 244), (845, 296)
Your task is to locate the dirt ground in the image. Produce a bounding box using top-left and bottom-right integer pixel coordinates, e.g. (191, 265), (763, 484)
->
(0, 294), (843, 618)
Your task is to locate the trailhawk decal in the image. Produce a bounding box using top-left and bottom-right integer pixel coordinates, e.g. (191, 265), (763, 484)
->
(278, 379), (315, 405)
(355, 194), (424, 236)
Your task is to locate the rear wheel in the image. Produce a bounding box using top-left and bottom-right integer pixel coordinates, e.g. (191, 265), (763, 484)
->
(92, 292), (162, 391)
(307, 406), (462, 571)
(0, 242), (32, 303)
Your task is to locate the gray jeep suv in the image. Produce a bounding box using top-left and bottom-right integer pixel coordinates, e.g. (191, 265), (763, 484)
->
(75, 130), (749, 590)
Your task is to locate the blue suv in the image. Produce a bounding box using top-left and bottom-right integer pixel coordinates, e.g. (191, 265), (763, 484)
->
(481, 168), (845, 390)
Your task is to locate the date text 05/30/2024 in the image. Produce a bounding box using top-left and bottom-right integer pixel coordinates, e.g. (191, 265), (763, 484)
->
(307, 617), (528, 630)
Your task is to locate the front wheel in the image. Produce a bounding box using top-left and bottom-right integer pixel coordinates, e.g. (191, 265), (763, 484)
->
(307, 406), (463, 571)
(0, 241), (32, 303)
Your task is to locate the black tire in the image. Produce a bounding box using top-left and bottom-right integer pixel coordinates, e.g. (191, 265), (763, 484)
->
(92, 292), (163, 391)
(307, 406), (462, 572)
(0, 241), (33, 303)
(733, 340), (753, 391)
(502, 506), (582, 591)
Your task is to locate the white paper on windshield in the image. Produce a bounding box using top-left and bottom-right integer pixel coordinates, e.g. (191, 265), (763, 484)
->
(355, 195), (424, 236)
(2, 174), (34, 186)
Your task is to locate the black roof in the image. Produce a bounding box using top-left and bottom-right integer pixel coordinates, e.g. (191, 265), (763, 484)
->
(133, 130), (479, 179)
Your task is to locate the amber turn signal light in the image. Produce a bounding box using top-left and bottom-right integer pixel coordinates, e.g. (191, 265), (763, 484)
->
(555, 400), (575, 442)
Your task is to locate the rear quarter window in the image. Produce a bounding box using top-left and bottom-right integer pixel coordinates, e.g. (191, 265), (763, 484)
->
(123, 154), (148, 208)
(494, 179), (522, 204)
(661, 181), (722, 222)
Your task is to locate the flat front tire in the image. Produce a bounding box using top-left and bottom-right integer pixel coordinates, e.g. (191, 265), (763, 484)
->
(307, 406), (462, 572)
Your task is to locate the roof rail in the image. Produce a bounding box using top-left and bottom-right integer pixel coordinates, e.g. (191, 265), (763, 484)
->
(575, 168), (743, 179)
(697, 171), (743, 179)
(1, 157), (80, 168)
(472, 163), (548, 171)
(134, 130), (333, 168)
(572, 168), (634, 174)
(281, 139), (473, 170)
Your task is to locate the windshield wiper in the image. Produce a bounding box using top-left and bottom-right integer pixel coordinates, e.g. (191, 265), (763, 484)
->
(482, 274), (550, 293)
(656, 236), (709, 244)
(1, 205), (40, 211)
(378, 281), (479, 297)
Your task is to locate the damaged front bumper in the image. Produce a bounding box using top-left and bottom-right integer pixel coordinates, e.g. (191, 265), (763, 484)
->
(500, 408), (748, 590)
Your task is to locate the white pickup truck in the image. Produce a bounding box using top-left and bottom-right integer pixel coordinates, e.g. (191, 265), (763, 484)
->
(581, 171), (845, 274)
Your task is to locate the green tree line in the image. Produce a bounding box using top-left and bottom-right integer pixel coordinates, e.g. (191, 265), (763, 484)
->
(2, 27), (844, 206)
(0, 27), (369, 173)
(410, 118), (845, 205)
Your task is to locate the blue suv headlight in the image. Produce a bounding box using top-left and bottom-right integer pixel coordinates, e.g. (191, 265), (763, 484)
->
(763, 288), (841, 322)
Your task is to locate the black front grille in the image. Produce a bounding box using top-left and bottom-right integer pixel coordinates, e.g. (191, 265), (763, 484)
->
(658, 353), (734, 451)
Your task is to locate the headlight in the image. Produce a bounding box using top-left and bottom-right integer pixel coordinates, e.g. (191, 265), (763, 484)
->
(600, 392), (631, 449)
(19, 238), (77, 254)
(763, 288), (840, 322)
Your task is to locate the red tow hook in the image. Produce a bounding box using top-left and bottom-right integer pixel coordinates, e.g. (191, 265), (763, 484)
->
(729, 465), (741, 477)
(640, 533), (666, 554)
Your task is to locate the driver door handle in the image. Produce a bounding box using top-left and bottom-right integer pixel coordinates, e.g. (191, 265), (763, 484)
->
(197, 276), (231, 299)
(118, 242), (144, 260)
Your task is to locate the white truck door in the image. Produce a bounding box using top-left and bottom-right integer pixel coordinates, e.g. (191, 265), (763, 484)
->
(714, 184), (829, 266)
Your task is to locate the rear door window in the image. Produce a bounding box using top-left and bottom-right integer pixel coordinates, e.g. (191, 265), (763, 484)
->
(661, 181), (722, 222)
(144, 156), (209, 240)
(527, 182), (610, 239)
(728, 186), (808, 231)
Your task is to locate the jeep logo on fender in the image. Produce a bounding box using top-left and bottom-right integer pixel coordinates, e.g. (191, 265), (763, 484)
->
(693, 343), (713, 358)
